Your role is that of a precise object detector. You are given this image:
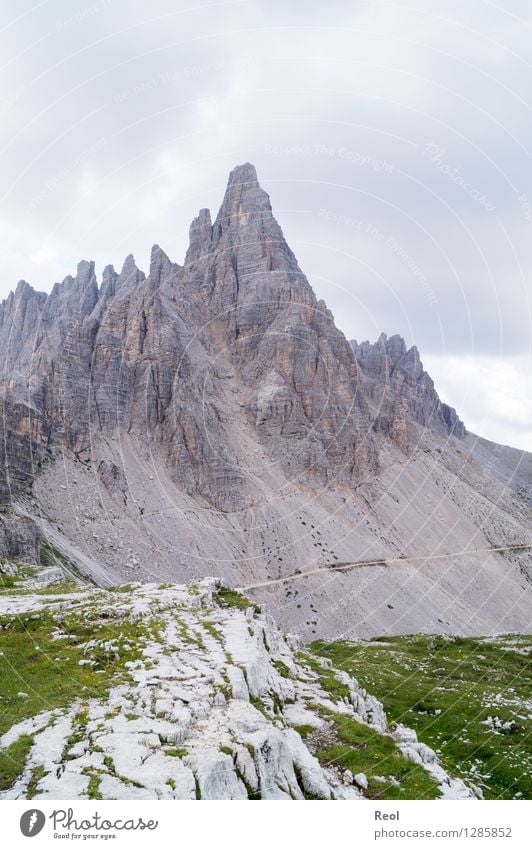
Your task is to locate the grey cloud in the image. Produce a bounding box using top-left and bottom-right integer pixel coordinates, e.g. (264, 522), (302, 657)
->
(0, 0), (530, 442)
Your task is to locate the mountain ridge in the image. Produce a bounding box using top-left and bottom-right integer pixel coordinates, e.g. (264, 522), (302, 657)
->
(0, 163), (530, 639)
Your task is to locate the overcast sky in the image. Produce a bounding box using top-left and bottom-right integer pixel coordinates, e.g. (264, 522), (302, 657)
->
(1, 0), (531, 449)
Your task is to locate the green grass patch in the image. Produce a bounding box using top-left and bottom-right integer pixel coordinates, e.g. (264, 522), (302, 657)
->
(316, 710), (440, 799)
(312, 635), (532, 800)
(0, 734), (34, 791)
(0, 573), (20, 591)
(203, 620), (223, 642)
(294, 724), (315, 739)
(0, 563), (77, 597)
(35, 581), (82, 595)
(273, 660), (291, 679)
(86, 773), (102, 800)
(0, 607), (151, 743)
(214, 587), (261, 615)
(164, 747), (188, 759)
(27, 764), (48, 799)
(300, 651), (351, 701)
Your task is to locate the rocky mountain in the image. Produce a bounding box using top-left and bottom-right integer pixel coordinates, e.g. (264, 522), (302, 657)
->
(0, 163), (530, 639)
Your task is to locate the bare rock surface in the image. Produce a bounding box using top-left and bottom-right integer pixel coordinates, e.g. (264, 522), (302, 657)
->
(0, 578), (475, 801)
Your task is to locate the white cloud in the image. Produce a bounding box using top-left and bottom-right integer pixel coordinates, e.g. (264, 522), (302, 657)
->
(424, 353), (532, 450)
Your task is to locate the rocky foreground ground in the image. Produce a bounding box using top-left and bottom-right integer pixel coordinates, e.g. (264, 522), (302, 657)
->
(0, 569), (476, 801)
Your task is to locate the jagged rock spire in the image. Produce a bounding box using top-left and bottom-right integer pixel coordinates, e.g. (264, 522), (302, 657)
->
(99, 264), (118, 303)
(351, 333), (465, 438)
(185, 208), (212, 266)
(213, 162), (272, 237)
(41, 260), (98, 323)
(209, 162), (303, 285)
(114, 254), (145, 295)
(149, 244), (176, 286)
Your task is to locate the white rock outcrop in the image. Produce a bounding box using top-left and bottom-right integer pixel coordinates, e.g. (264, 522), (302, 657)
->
(0, 578), (478, 801)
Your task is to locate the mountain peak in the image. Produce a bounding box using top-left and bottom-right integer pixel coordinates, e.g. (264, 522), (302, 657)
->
(14, 279), (35, 299)
(120, 253), (138, 275)
(76, 259), (96, 285)
(99, 264), (118, 303)
(149, 244), (175, 282)
(185, 208), (213, 266)
(213, 162), (272, 238)
(227, 161), (258, 185)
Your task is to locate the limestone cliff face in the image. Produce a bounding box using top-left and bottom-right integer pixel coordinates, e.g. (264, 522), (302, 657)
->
(351, 333), (465, 449)
(1, 163), (434, 515)
(0, 165), (463, 513)
(180, 163), (379, 491)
